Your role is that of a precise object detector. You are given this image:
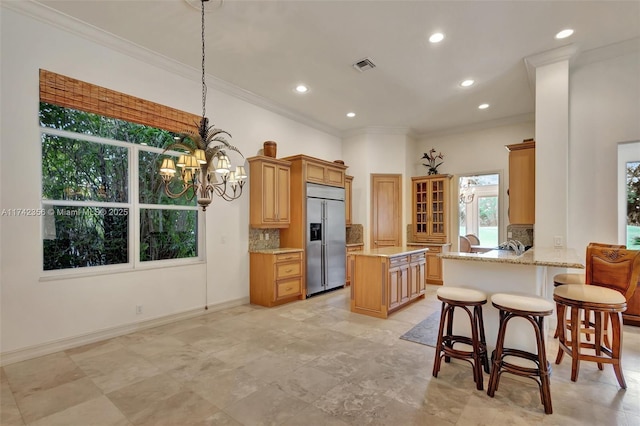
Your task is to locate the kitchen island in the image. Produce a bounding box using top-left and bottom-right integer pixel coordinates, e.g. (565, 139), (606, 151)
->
(440, 247), (584, 352)
(350, 246), (427, 318)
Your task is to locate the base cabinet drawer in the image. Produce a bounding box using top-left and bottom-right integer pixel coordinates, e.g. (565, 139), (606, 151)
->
(277, 278), (302, 299)
(250, 250), (304, 307)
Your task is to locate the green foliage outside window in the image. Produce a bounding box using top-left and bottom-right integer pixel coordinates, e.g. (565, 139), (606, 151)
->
(40, 103), (198, 270)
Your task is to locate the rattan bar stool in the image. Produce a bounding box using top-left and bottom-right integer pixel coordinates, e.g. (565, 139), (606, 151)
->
(487, 293), (555, 415)
(432, 287), (490, 390)
(552, 273), (587, 339)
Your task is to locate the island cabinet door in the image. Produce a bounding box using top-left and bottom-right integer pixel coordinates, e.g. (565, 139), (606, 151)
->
(388, 255), (409, 309)
(410, 252), (426, 297)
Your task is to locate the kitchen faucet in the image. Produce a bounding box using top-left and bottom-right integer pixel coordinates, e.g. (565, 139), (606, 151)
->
(498, 240), (526, 255)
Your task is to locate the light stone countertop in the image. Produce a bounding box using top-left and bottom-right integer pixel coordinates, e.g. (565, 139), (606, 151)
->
(439, 247), (584, 269)
(350, 246), (428, 257)
(406, 242), (452, 247)
(249, 248), (303, 254)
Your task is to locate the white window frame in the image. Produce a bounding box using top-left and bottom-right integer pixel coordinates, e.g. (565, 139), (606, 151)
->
(39, 125), (203, 280)
(618, 141), (640, 246)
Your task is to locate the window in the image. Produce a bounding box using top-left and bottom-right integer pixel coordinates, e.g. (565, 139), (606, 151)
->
(458, 174), (500, 247)
(618, 142), (640, 249)
(40, 103), (199, 271)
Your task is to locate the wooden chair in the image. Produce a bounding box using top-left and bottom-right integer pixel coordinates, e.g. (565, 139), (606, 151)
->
(554, 246), (640, 388)
(459, 236), (471, 253)
(465, 234), (480, 246)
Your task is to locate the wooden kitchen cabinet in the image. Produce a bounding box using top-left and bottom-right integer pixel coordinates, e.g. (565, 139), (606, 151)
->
(250, 250), (303, 307)
(506, 140), (535, 224)
(345, 243), (363, 286)
(248, 156), (291, 228)
(411, 175), (452, 244)
(350, 248), (427, 319)
(623, 288), (640, 326)
(345, 175), (353, 226)
(282, 155), (345, 188)
(407, 243), (450, 285)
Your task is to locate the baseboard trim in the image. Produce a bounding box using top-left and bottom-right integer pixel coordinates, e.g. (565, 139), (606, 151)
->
(0, 297), (249, 367)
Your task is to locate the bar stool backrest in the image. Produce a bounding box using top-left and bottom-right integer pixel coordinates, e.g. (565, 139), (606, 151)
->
(585, 245), (640, 300)
(459, 236), (471, 253)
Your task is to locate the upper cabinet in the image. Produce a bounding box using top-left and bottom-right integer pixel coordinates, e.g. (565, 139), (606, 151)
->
(248, 156), (291, 228)
(506, 140), (535, 225)
(287, 155), (346, 187)
(411, 175), (452, 243)
(345, 175), (353, 226)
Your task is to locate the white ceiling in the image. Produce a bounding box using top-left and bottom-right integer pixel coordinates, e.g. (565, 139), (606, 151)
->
(35, 0), (640, 136)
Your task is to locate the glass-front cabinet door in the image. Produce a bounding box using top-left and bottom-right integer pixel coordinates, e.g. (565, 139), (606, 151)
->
(412, 175), (451, 243)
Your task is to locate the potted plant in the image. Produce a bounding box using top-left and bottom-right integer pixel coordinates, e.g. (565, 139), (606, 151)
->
(422, 148), (444, 175)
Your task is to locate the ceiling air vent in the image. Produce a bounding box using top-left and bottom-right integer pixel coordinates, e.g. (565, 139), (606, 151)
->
(352, 57), (376, 72)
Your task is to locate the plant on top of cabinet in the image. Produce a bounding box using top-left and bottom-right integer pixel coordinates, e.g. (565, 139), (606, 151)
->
(422, 148), (444, 175)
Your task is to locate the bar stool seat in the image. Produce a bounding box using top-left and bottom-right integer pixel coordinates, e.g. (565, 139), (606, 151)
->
(553, 273), (586, 286)
(554, 284), (628, 388)
(552, 273), (588, 339)
(487, 293), (554, 415)
(432, 287), (490, 390)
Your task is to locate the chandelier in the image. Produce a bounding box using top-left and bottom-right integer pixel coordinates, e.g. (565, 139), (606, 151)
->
(459, 179), (475, 204)
(159, 0), (245, 211)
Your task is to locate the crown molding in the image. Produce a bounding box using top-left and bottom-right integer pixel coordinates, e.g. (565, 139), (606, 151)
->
(342, 126), (414, 139)
(523, 44), (580, 96)
(2, 1), (341, 138)
(573, 37), (640, 69)
(416, 112), (535, 140)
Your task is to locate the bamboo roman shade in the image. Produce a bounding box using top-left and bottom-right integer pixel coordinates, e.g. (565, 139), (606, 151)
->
(39, 69), (201, 134)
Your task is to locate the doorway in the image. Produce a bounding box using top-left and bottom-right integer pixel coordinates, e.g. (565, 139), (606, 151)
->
(458, 173), (500, 247)
(371, 174), (402, 248)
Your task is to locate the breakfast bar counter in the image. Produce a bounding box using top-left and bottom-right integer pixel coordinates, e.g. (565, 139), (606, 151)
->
(440, 247), (584, 352)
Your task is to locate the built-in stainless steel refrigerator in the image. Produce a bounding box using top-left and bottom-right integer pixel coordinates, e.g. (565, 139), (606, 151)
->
(306, 183), (346, 296)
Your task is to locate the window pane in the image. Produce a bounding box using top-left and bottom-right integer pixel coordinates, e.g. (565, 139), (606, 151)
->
(478, 196), (498, 247)
(627, 161), (640, 249)
(39, 102), (177, 148)
(138, 151), (196, 205)
(42, 206), (129, 270)
(140, 209), (198, 261)
(42, 134), (129, 202)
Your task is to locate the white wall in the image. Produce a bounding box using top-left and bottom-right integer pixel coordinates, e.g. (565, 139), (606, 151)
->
(0, 7), (340, 359)
(415, 121), (536, 247)
(568, 45), (640, 251)
(342, 130), (409, 248)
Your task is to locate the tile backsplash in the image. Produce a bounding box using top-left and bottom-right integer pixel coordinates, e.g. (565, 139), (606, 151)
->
(346, 224), (363, 244)
(248, 228), (280, 251)
(507, 224), (534, 247)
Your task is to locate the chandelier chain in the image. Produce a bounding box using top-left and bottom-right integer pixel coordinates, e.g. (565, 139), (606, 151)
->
(201, 0), (207, 120)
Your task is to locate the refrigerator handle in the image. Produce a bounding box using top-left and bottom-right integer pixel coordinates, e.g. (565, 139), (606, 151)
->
(321, 200), (326, 286)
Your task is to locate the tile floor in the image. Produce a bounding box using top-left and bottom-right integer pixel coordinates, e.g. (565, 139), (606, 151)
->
(1, 285), (639, 425)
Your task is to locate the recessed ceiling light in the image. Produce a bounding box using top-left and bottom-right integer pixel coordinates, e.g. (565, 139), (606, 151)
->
(555, 29), (574, 39)
(478, 103), (490, 110)
(295, 84), (308, 93)
(346, 112), (356, 118)
(460, 79), (475, 87)
(429, 32), (445, 43)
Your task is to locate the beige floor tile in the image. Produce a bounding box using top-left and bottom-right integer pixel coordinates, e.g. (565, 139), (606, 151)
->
(107, 373), (218, 426)
(224, 383), (309, 426)
(27, 395), (132, 426)
(179, 365), (267, 409)
(272, 364), (343, 403)
(3, 352), (85, 399)
(65, 338), (126, 362)
(1, 370), (24, 426)
(72, 347), (160, 393)
(14, 377), (103, 424)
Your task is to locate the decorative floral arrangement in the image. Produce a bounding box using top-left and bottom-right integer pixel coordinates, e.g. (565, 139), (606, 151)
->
(422, 148), (444, 175)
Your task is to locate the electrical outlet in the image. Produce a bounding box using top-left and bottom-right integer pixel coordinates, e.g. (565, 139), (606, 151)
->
(136, 305), (143, 315)
(553, 236), (563, 247)
(507, 232), (512, 238)
(265, 233), (269, 240)
(259, 232), (264, 240)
